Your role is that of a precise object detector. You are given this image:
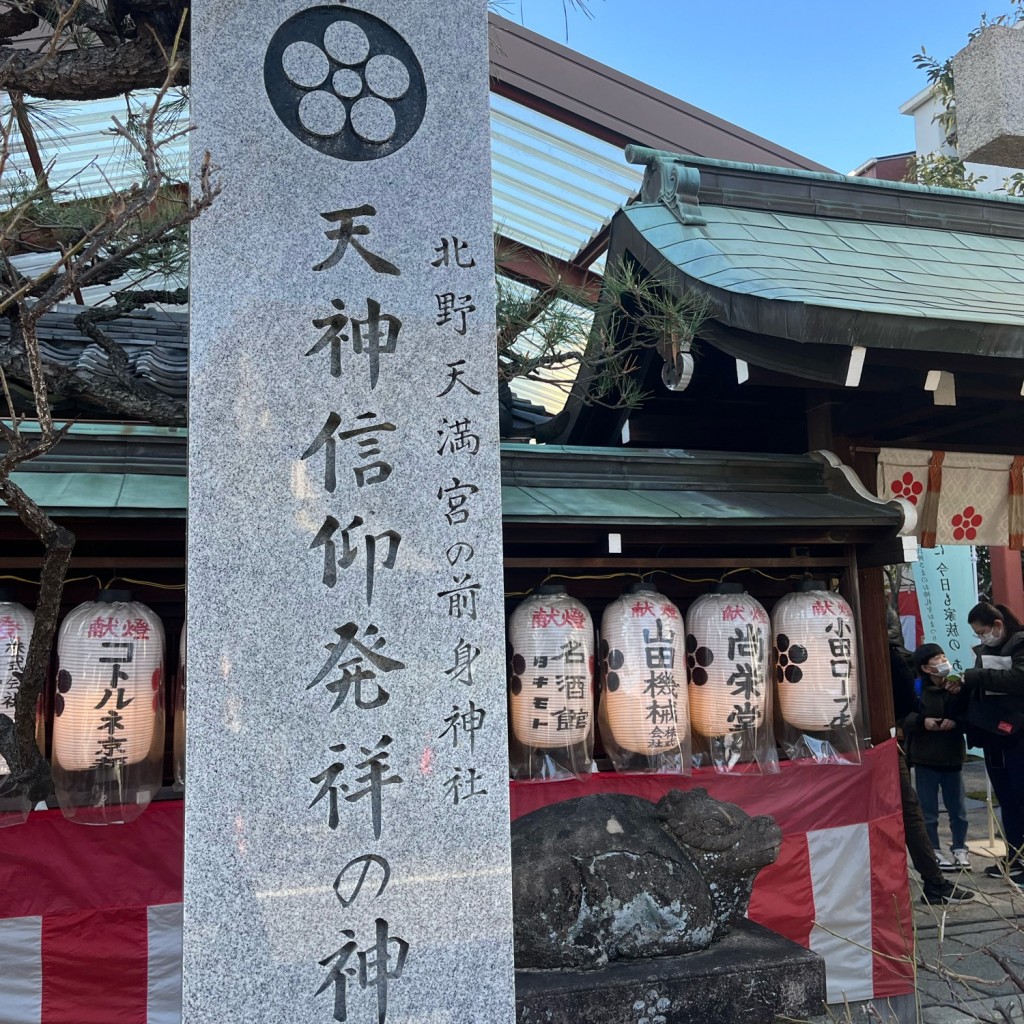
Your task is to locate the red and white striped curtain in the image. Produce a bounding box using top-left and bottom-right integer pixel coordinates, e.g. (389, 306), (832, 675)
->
(0, 801), (183, 1024)
(877, 447), (1024, 549)
(0, 746), (914, 1019)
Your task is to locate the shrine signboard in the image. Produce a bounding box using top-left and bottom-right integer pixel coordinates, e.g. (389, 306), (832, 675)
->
(185, 2), (516, 1021)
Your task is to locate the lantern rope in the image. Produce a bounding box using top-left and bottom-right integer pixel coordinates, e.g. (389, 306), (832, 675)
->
(504, 571), (646, 598)
(105, 576), (186, 591)
(0, 574), (184, 591)
(505, 568), (844, 594)
(0, 573), (105, 588)
(650, 573), (723, 584)
(542, 572), (644, 583)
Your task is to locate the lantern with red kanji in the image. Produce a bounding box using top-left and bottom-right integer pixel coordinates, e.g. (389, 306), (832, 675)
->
(685, 583), (778, 772)
(51, 590), (166, 824)
(772, 582), (859, 733)
(0, 590), (34, 826)
(598, 583), (689, 773)
(508, 585), (594, 779)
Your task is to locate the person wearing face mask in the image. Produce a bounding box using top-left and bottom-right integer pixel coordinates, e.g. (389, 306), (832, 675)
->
(905, 643), (970, 870)
(959, 601), (1024, 886)
(887, 608), (975, 904)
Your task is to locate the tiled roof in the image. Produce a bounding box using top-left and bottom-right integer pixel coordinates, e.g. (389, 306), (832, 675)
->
(639, 203), (1024, 331)
(612, 150), (1024, 360)
(6, 305), (189, 400)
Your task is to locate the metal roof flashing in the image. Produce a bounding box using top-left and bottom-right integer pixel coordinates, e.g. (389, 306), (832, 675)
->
(624, 146), (1024, 235)
(499, 444), (906, 532)
(2, 435), (904, 536)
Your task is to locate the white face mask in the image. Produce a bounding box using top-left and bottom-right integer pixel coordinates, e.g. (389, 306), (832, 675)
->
(932, 661), (952, 677)
(975, 626), (1005, 648)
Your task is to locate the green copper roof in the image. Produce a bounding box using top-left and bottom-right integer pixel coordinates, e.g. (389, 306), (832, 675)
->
(620, 201), (1024, 356)
(7, 471), (187, 517)
(501, 484), (892, 526)
(2, 442), (904, 532)
(500, 445), (902, 528)
(609, 147), (1024, 363)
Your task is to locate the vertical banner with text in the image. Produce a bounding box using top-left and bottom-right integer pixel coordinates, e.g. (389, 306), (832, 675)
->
(911, 545), (978, 674)
(186, 3), (516, 1023)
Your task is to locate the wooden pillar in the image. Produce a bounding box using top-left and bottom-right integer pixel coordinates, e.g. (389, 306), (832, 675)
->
(850, 448), (879, 496)
(990, 546), (1024, 614)
(854, 559), (896, 746)
(805, 393), (835, 452)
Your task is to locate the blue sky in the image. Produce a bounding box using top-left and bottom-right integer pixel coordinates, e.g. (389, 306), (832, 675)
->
(507, 0), (994, 172)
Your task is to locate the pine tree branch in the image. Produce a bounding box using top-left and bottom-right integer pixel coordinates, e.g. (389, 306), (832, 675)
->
(0, 13), (206, 808)
(20, 1), (116, 39)
(0, 34), (189, 99)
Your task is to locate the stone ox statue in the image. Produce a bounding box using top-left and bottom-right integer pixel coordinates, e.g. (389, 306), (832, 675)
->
(511, 788), (782, 970)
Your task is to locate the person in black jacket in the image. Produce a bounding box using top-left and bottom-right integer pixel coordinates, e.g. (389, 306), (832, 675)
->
(958, 602), (1024, 885)
(887, 610), (974, 904)
(905, 643), (970, 869)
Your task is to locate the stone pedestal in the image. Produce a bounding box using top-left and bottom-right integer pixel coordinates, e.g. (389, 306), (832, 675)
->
(515, 922), (825, 1024)
(186, 2), (516, 1022)
(953, 25), (1024, 167)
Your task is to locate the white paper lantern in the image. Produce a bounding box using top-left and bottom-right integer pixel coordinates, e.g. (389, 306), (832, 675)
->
(686, 585), (770, 738)
(52, 591), (165, 824)
(772, 584), (859, 732)
(0, 593), (34, 826)
(508, 587), (594, 750)
(600, 586), (688, 755)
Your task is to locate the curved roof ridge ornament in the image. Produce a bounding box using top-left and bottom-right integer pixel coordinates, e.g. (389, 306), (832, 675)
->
(809, 450), (918, 540)
(625, 145), (706, 226)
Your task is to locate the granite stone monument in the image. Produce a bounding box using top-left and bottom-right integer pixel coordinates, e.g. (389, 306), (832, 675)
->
(953, 25), (1024, 167)
(186, 3), (516, 1023)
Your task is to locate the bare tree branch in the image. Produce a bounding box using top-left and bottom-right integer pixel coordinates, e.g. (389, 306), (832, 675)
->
(0, 16), (212, 804)
(0, 475), (73, 801)
(71, 285), (188, 419)
(18, 0), (116, 40)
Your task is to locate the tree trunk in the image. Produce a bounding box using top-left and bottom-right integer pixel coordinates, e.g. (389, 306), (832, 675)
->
(0, 475), (74, 802)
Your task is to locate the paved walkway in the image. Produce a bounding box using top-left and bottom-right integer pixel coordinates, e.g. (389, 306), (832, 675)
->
(903, 759), (1024, 1024)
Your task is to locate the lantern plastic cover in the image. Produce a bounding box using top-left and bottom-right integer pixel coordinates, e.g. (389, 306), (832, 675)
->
(685, 589), (779, 774)
(173, 624), (186, 791)
(52, 596), (166, 824)
(598, 587), (690, 774)
(772, 588), (862, 765)
(508, 588), (594, 780)
(0, 600), (34, 827)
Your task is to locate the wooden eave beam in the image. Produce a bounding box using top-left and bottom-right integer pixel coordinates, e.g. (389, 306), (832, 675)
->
(571, 222), (612, 275)
(488, 15), (831, 172)
(495, 233), (602, 303)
